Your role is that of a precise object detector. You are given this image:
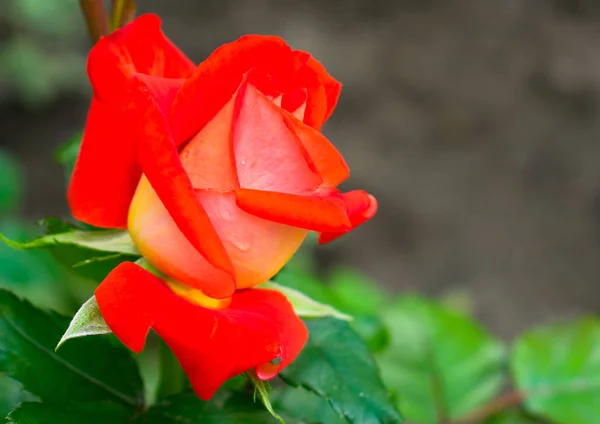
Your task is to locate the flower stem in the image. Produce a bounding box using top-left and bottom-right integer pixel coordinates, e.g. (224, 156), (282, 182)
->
(450, 390), (525, 424)
(79, 0), (110, 44)
(111, 0), (136, 30)
(156, 339), (186, 399)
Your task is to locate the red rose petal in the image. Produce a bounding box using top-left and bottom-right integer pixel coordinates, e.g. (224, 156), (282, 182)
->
(70, 14), (195, 228)
(68, 98), (140, 228)
(235, 188), (352, 232)
(88, 14), (195, 105)
(95, 262), (308, 400)
(304, 55), (342, 123)
(318, 190), (378, 243)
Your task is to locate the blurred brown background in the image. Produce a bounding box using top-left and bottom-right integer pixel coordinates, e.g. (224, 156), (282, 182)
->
(2, 0), (600, 337)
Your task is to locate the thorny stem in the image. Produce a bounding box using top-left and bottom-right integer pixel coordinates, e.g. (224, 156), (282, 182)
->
(79, 0), (110, 44)
(450, 390), (525, 424)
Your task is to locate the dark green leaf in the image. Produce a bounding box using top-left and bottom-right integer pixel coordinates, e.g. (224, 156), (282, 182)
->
(511, 317), (600, 424)
(0, 219), (72, 313)
(272, 269), (388, 352)
(0, 289), (144, 409)
(0, 149), (23, 213)
(376, 296), (505, 424)
(132, 390), (276, 424)
(54, 134), (81, 183)
(280, 318), (402, 424)
(0, 377), (35, 419)
(350, 315), (390, 354)
(7, 401), (132, 424)
(273, 385), (348, 424)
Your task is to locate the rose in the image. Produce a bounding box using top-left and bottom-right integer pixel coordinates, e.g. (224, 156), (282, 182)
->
(68, 14), (377, 399)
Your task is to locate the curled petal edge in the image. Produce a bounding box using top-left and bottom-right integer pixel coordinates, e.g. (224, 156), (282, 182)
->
(95, 262), (308, 400)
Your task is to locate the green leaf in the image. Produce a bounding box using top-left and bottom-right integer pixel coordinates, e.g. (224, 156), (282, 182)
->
(131, 390), (276, 424)
(511, 317), (600, 424)
(0, 289), (144, 409)
(0, 223), (140, 281)
(350, 316), (390, 354)
(279, 318), (402, 424)
(55, 134), (81, 183)
(0, 149), (23, 213)
(0, 228), (140, 255)
(327, 268), (387, 316)
(377, 296), (505, 424)
(0, 377), (35, 419)
(260, 281), (351, 321)
(273, 267), (335, 305)
(246, 371), (285, 424)
(56, 296), (110, 349)
(7, 401), (132, 424)
(273, 385), (349, 424)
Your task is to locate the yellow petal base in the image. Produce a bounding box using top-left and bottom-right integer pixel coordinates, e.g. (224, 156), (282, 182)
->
(165, 278), (232, 309)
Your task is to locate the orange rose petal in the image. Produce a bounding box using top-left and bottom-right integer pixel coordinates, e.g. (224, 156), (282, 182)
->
(129, 74), (235, 296)
(235, 188), (352, 232)
(293, 62), (329, 130)
(180, 86), (239, 191)
(233, 81), (322, 194)
(283, 112), (350, 187)
(95, 262), (308, 400)
(304, 55), (342, 123)
(318, 190), (378, 244)
(129, 180), (307, 292)
(128, 177), (236, 298)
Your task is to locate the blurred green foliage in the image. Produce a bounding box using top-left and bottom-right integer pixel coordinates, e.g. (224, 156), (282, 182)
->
(0, 148), (94, 418)
(1, 135), (600, 423)
(0, 0), (87, 107)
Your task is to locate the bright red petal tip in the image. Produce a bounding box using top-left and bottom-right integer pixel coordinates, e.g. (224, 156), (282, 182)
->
(95, 262), (308, 400)
(318, 191), (378, 243)
(88, 14), (195, 105)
